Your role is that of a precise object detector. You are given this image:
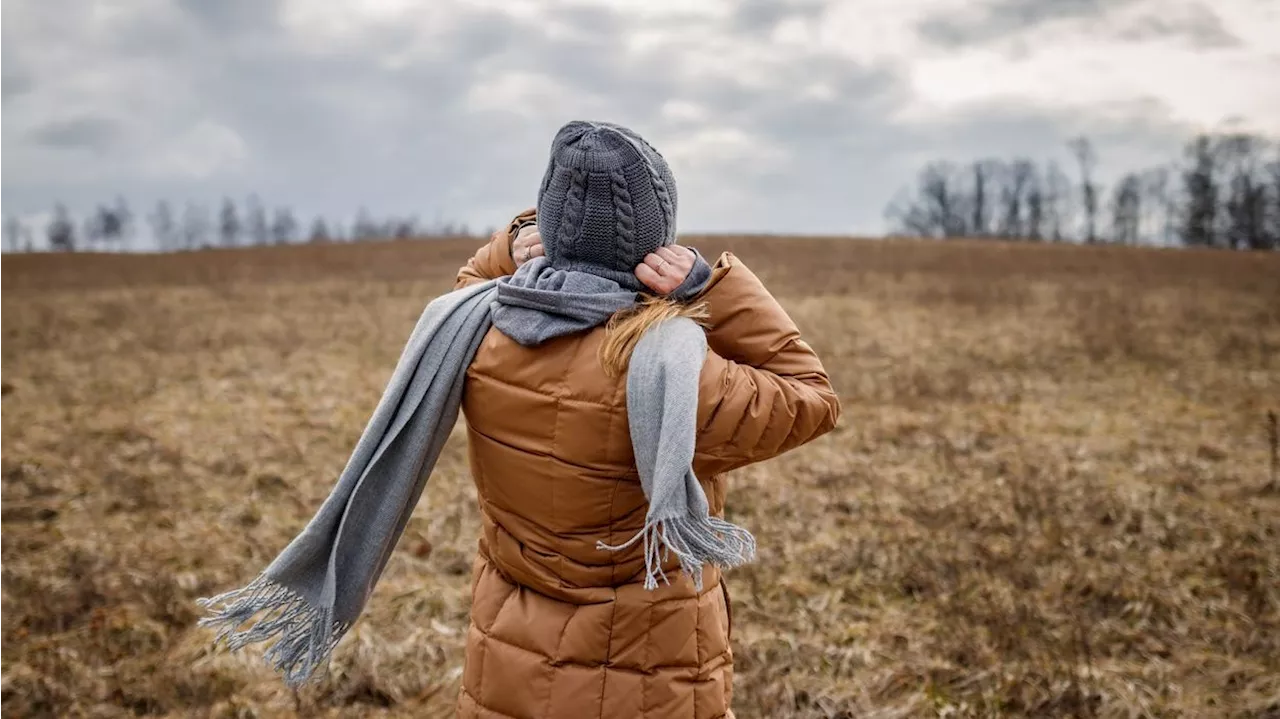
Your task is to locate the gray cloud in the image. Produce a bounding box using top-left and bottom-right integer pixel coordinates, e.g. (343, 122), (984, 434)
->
(27, 116), (123, 151)
(730, 0), (827, 36)
(918, 0), (1119, 47)
(898, 96), (1193, 174)
(917, 0), (1238, 50)
(2, 69), (33, 102)
(171, 0), (282, 35)
(0, 0), (1269, 244)
(485, 9), (916, 232)
(1116, 6), (1240, 49)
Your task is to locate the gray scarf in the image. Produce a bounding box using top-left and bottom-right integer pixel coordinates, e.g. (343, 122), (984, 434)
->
(195, 258), (754, 688)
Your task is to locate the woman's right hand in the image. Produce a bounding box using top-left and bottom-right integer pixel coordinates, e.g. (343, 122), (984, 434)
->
(636, 245), (696, 295)
(512, 224), (544, 267)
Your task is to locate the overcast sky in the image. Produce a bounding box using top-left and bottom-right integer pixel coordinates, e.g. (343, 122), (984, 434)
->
(3, 0), (1278, 243)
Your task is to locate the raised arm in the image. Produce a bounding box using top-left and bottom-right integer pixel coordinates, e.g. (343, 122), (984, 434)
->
(454, 208), (536, 289)
(692, 252), (841, 475)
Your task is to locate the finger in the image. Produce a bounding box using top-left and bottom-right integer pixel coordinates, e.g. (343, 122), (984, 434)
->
(636, 264), (679, 293)
(528, 243), (544, 258)
(513, 230), (538, 257)
(517, 224), (539, 241)
(655, 245), (692, 272)
(642, 253), (679, 280)
(654, 246), (684, 264)
(635, 263), (666, 292)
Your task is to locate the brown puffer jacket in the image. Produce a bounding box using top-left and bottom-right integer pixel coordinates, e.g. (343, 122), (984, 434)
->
(453, 209), (840, 719)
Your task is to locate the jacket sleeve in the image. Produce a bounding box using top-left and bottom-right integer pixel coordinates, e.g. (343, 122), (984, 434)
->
(454, 207), (536, 289)
(692, 251), (841, 475)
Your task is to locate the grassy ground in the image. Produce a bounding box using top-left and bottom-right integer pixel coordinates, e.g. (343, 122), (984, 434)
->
(3, 237), (1278, 718)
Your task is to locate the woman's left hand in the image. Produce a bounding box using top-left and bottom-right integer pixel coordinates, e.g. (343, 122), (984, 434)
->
(512, 224), (544, 267)
(636, 245), (696, 295)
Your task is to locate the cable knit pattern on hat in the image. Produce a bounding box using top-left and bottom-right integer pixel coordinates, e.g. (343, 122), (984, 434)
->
(609, 169), (635, 276)
(537, 121), (679, 292)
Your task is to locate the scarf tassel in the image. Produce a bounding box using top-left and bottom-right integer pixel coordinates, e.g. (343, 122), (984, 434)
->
(195, 575), (350, 688)
(596, 515), (756, 592)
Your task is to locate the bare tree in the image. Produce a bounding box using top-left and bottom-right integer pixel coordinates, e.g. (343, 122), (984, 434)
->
(182, 202), (212, 250)
(930, 162), (965, 238)
(82, 213), (101, 250)
(1043, 160), (1071, 242)
(219, 198), (241, 248)
(1068, 136), (1099, 243)
(1044, 159), (1075, 240)
(3, 216), (23, 252)
(997, 159), (1035, 239)
(352, 208), (378, 241)
(79, 199), (129, 251)
(1181, 134), (1219, 247)
(887, 129), (1277, 250)
(110, 196), (133, 250)
(246, 195), (270, 246)
(391, 216), (419, 239)
(1110, 173), (1143, 245)
(1140, 166), (1174, 245)
(1025, 167), (1045, 241)
(1218, 134), (1271, 250)
(885, 188), (933, 237)
(1268, 154), (1280, 249)
(47, 203), (76, 252)
(86, 202), (127, 251)
(271, 207), (298, 244)
(309, 216), (330, 243)
(886, 161), (966, 238)
(149, 200), (178, 251)
(969, 160), (999, 237)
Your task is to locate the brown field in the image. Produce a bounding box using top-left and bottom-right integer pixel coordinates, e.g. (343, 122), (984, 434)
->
(3, 236), (1279, 718)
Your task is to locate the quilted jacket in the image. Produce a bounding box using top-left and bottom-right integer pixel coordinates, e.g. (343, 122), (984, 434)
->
(453, 209), (840, 718)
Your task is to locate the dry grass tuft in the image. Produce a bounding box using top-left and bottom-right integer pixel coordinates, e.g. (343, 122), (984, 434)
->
(3, 237), (1279, 717)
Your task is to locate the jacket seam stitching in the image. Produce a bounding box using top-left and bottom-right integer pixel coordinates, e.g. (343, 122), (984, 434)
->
(472, 621), (717, 670)
(470, 367), (622, 408)
(758, 386), (785, 458)
(601, 589), (618, 716)
(540, 620), (561, 719)
(468, 421), (636, 476)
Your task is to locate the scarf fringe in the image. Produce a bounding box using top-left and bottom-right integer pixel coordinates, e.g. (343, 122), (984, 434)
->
(195, 575), (351, 688)
(596, 515), (756, 592)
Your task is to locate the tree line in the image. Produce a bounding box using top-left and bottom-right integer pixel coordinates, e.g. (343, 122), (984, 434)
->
(886, 131), (1280, 249)
(1, 196), (482, 253)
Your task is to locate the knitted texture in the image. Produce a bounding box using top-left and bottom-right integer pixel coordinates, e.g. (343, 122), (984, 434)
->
(196, 274), (753, 688)
(537, 121), (679, 291)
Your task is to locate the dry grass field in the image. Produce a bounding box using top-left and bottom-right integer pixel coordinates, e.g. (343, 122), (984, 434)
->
(3, 236), (1279, 718)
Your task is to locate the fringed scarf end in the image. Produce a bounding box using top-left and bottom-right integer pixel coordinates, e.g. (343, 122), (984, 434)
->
(596, 515), (756, 592)
(195, 575), (350, 688)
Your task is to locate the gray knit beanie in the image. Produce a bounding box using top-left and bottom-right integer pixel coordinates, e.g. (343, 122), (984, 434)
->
(536, 121), (679, 290)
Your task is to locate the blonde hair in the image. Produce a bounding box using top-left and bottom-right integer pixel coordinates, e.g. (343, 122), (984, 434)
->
(599, 295), (710, 378)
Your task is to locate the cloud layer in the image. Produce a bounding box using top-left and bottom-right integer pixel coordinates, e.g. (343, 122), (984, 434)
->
(3, 0), (1277, 240)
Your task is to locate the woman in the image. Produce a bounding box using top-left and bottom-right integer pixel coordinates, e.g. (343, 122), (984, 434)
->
(452, 123), (840, 718)
(197, 121), (838, 719)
